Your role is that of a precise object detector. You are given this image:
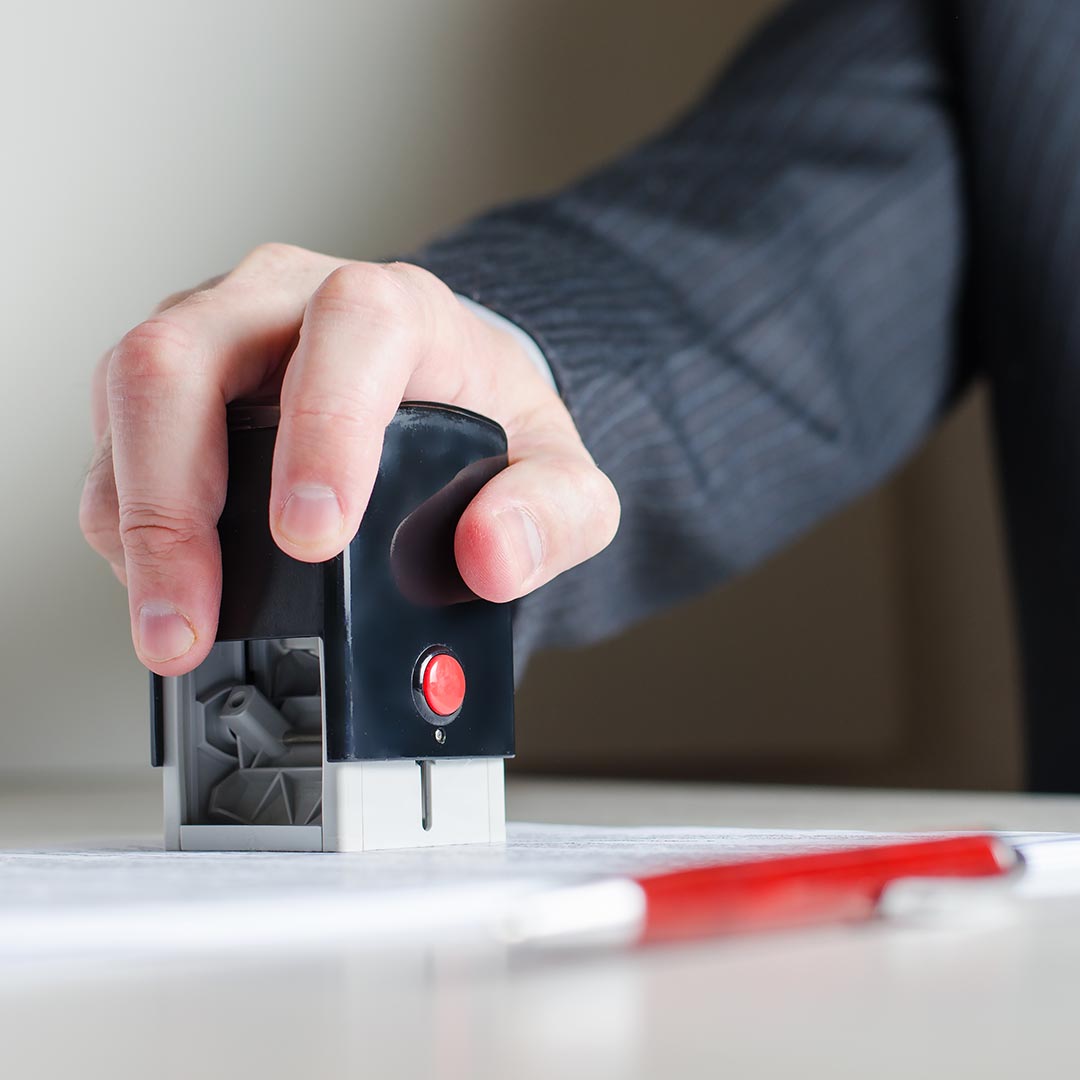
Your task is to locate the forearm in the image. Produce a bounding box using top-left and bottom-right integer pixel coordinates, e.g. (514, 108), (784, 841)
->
(413, 0), (966, 665)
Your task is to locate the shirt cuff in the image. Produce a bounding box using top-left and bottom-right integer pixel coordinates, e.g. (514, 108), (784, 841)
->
(455, 293), (558, 393)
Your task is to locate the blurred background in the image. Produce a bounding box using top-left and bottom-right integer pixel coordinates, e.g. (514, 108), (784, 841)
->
(0, 0), (1021, 792)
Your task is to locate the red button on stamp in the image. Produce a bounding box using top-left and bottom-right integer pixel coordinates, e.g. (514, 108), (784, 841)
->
(421, 651), (466, 716)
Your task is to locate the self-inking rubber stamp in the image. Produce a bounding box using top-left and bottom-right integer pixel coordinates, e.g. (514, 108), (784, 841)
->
(150, 401), (515, 852)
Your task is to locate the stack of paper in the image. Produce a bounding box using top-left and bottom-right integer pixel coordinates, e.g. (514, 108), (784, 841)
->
(1, 824), (1077, 961)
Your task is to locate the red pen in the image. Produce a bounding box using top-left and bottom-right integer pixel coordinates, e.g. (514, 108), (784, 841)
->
(502, 834), (1022, 949)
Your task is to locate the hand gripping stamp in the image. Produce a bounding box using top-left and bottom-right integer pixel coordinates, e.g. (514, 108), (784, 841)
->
(149, 401), (515, 852)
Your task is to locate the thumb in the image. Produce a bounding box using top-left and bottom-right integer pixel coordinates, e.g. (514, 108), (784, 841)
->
(454, 431), (620, 603)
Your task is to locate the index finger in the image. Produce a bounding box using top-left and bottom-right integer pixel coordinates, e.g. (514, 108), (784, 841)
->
(91, 273), (227, 443)
(108, 254), (331, 673)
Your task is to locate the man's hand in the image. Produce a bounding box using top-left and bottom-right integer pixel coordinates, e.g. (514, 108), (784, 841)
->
(79, 245), (620, 676)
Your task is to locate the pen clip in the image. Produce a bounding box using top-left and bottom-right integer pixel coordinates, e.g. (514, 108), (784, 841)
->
(878, 845), (1026, 925)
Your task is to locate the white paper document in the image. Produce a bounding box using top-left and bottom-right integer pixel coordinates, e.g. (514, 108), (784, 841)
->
(1, 824), (1076, 961)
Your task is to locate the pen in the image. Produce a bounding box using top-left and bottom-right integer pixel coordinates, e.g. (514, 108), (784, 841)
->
(501, 834), (1022, 949)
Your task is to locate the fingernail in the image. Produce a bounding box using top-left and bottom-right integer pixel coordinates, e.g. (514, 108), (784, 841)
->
(496, 507), (544, 584)
(138, 601), (196, 662)
(279, 484), (343, 547)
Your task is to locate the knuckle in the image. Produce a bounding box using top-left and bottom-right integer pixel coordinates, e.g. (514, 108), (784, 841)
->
(121, 522), (196, 566)
(78, 492), (118, 553)
(550, 459), (620, 542)
(547, 455), (593, 492)
(230, 243), (334, 293)
(594, 473), (621, 540)
(382, 260), (440, 294)
(287, 390), (376, 439)
(79, 455), (113, 516)
(155, 280), (221, 314)
(240, 241), (309, 272)
(387, 261), (457, 324)
(581, 465), (620, 534)
(118, 505), (207, 565)
(81, 521), (121, 562)
(78, 454), (123, 562)
(109, 318), (203, 387)
(314, 262), (420, 327)
(151, 287), (195, 314)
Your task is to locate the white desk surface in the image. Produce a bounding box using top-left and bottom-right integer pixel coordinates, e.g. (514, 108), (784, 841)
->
(3, 774), (1079, 1080)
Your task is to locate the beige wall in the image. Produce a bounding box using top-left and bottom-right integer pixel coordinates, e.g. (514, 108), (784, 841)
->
(0, 0), (1021, 788)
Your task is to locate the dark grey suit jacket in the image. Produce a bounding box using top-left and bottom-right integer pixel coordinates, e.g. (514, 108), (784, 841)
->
(413, 0), (1080, 792)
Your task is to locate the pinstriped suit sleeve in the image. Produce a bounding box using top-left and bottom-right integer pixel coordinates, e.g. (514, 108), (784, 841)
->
(411, 0), (964, 668)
